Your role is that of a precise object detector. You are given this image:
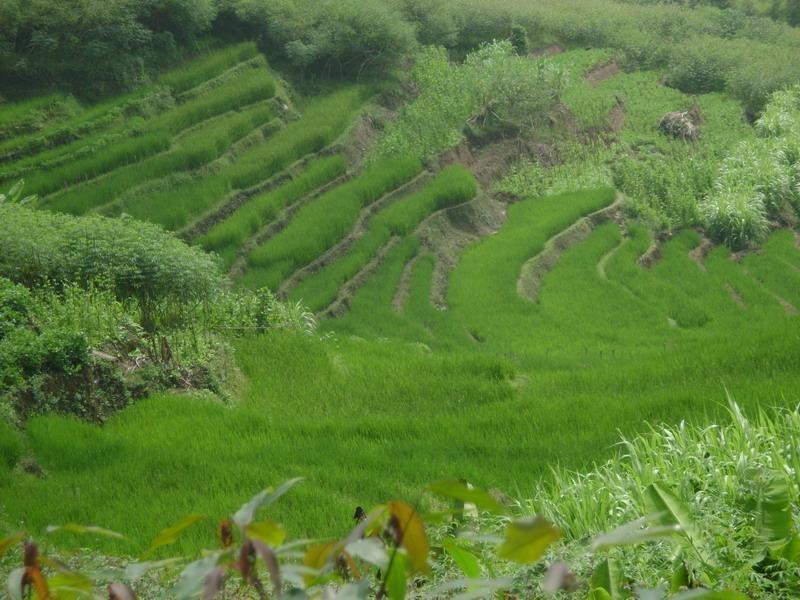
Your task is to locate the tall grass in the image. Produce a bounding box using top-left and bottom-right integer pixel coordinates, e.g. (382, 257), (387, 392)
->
(0, 86), (163, 164)
(25, 69), (274, 197)
(528, 402), (800, 596)
(45, 102), (274, 215)
(288, 165), (477, 311)
(101, 87), (368, 230)
(199, 155), (348, 268)
(0, 94), (74, 139)
(159, 42), (260, 94)
(240, 156), (422, 291)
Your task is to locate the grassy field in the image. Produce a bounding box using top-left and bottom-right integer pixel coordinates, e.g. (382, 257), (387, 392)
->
(3, 184), (798, 556)
(1, 34), (799, 573)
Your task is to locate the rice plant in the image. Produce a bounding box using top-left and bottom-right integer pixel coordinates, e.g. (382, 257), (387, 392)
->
(199, 155), (348, 267)
(102, 88), (366, 230)
(158, 42), (260, 94)
(45, 102), (274, 215)
(288, 165), (477, 312)
(241, 156), (422, 290)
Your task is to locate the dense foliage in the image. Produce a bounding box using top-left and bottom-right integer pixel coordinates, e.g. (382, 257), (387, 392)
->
(0, 203), (222, 332)
(0, 195), (316, 423)
(3, 0), (799, 112)
(377, 41), (566, 161)
(528, 402), (800, 598)
(702, 85), (800, 248)
(0, 0), (218, 95)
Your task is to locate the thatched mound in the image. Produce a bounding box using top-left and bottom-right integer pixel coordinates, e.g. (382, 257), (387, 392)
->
(659, 106), (703, 140)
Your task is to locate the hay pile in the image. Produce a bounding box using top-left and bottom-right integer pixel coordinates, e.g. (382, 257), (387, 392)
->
(659, 106), (703, 140)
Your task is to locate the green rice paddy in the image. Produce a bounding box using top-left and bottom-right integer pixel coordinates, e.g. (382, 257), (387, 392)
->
(1, 40), (798, 561)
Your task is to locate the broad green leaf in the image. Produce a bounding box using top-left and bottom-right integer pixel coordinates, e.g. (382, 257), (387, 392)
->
(172, 553), (221, 600)
(670, 591), (748, 600)
(48, 571), (94, 597)
(589, 589), (614, 600)
(497, 516), (560, 564)
(671, 560), (689, 593)
(0, 532), (25, 558)
(592, 558), (625, 599)
(144, 514), (206, 557)
(645, 483), (701, 550)
(593, 517), (681, 551)
(246, 521), (287, 547)
(346, 538), (390, 569)
(332, 580), (370, 599)
(303, 541), (337, 586)
(385, 550), (408, 600)
(233, 478), (303, 528)
(124, 558), (183, 581)
(389, 501), (430, 574)
(758, 475), (793, 555)
(443, 539), (481, 578)
(6, 568), (25, 600)
(46, 524), (124, 539)
(428, 480), (506, 514)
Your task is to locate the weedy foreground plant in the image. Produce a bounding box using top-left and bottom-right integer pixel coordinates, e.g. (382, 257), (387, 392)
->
(7, 402), (797, 599)
(1, 475), (748, 600)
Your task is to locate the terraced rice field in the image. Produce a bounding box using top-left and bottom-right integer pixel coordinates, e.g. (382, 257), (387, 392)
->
(1, 42), (799, 551)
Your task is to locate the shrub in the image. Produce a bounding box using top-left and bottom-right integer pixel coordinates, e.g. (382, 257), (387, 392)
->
(0, 203), (223, 332)
(232, 0), (416, 75)
(700, 186), (769, 249)
(376, 42), (566, 160)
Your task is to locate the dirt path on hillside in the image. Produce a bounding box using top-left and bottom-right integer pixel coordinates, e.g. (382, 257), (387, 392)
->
(596, 237), (624, 280)
(517, 194), (624, 302)
(277, 171), (433, 298)
(392, 253), (425, 313)
(725, 283), (746, 308)
(689, 237), (713, 272)
(586, 60), (620, 87)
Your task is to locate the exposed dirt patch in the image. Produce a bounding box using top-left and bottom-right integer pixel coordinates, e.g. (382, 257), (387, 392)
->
(322, 237), (401, 319)
(529, 45), (563, 59)
(586, 60), (620, 87)
(278, 171), (433, 297)
(725, 283), (746, 308)
(518, 195), (625, 302)
(609, 100), (626, 134)
(340, 107), (392, 168)
(638, 240), (663, 268)
(436, 137), (559, 189)
(689, 237), (713, 272)
(420, 192), (508, 310)
(392, 253), (425, 313)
